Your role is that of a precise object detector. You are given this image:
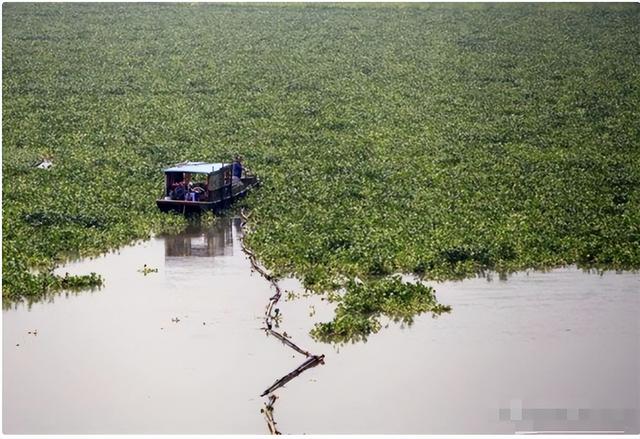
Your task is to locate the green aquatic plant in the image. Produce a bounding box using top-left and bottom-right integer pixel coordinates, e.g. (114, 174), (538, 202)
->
(138, 264), (158, 275)
(2, 268), (103, 304)
(311, 276), (451, 343)
(2, 4), (639, 342)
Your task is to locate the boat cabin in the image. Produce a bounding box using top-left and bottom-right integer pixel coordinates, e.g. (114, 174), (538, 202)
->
(157, 161), (258, 213)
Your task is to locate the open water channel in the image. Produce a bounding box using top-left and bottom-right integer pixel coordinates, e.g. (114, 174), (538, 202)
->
(3, 217), (639, 434)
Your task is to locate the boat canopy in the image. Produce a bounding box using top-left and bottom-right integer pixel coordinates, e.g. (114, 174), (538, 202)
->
(163, 162), (229, 174)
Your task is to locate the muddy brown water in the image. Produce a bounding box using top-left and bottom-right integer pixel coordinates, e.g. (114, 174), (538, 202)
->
(3, 217), (639, 434)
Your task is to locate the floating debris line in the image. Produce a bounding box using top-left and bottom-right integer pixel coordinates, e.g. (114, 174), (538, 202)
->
(260, 354), (325, 397)
(240, 209), (325, 434)
(262, 395), (279, 435)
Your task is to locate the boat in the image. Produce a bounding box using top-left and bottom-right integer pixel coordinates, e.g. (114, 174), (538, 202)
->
(156, 161), (259, 213)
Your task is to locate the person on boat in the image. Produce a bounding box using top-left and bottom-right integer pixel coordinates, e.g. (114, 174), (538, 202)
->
(185, 182), (203, 202)
(191, 184), (205, 201)
(231, 155), (243, 186)
(170, 181), (186, 200)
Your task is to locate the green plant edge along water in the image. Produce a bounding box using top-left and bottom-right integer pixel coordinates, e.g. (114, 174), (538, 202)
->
(3, 3), (639, 342)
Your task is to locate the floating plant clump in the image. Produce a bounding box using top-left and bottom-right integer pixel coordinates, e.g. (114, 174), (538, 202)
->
(310, 276), (451, 343)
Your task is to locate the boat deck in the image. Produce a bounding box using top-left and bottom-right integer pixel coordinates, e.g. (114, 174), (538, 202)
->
(157, 177), (258, 213)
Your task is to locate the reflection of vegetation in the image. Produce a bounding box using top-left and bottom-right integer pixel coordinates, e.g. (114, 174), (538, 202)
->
(311, 276), (450, 343)
(3, 4), (639, 340)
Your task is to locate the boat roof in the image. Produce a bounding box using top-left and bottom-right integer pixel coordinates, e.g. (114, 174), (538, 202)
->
(163, 162), (229, 174)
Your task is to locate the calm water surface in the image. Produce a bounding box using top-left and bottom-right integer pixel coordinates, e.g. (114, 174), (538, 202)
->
(3, 218), (639, 433)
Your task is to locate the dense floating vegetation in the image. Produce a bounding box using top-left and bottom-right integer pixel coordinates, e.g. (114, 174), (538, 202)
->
(3, 4), (639, 339)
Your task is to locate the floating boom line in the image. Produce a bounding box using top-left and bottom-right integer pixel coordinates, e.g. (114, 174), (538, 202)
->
(240, 209), (325, 434)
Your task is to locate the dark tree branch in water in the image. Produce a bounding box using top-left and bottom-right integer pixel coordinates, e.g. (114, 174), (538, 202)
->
(261, 354), (325, 397)
(267, 329), (312, 357)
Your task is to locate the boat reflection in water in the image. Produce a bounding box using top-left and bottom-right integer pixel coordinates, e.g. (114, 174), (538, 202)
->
(163, 217), (241, 258)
